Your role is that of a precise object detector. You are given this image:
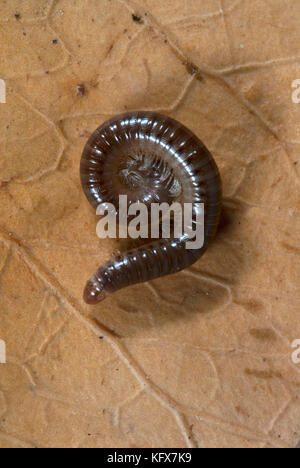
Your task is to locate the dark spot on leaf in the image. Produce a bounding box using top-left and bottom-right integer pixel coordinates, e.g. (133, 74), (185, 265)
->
(185, 61), (203, 81)
(249, 328), (277, 341)
(132, 13), (142, 23)
(76, 83), (86, 97)
(244, 368), (282, 380)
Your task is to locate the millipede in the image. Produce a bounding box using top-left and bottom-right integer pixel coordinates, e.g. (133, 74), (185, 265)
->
(80, 111), (222, 304)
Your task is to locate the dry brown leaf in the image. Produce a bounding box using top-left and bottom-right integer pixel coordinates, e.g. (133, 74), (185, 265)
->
(0, 0), (300, 448)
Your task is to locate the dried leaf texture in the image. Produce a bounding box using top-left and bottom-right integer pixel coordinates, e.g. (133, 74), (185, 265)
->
(0, 0), (300, 448)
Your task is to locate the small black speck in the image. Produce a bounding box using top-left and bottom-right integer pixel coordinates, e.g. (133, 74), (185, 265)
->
(52, 39), (58, 44)
(132, 13), (142, 22)
(23, 32), (26, 36)
(294, 161), (298, 165)
(45, 71), (49, 74)
(88, 433), (91, 436)
(15, 13), (21, 20)
(185, 61), (199, 77)
(99, 336), (104, 340)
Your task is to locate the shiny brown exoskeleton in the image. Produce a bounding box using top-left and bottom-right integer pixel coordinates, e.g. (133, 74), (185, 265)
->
(80, 112), (222, 304)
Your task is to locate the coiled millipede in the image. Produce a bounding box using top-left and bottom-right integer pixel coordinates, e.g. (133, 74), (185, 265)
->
(80, 112), (222, 304)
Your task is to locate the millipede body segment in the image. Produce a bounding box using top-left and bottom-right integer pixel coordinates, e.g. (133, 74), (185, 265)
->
(80, 111), (222, 304)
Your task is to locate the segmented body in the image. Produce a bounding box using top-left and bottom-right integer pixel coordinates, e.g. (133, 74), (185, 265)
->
(80, 111), (222, 304)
